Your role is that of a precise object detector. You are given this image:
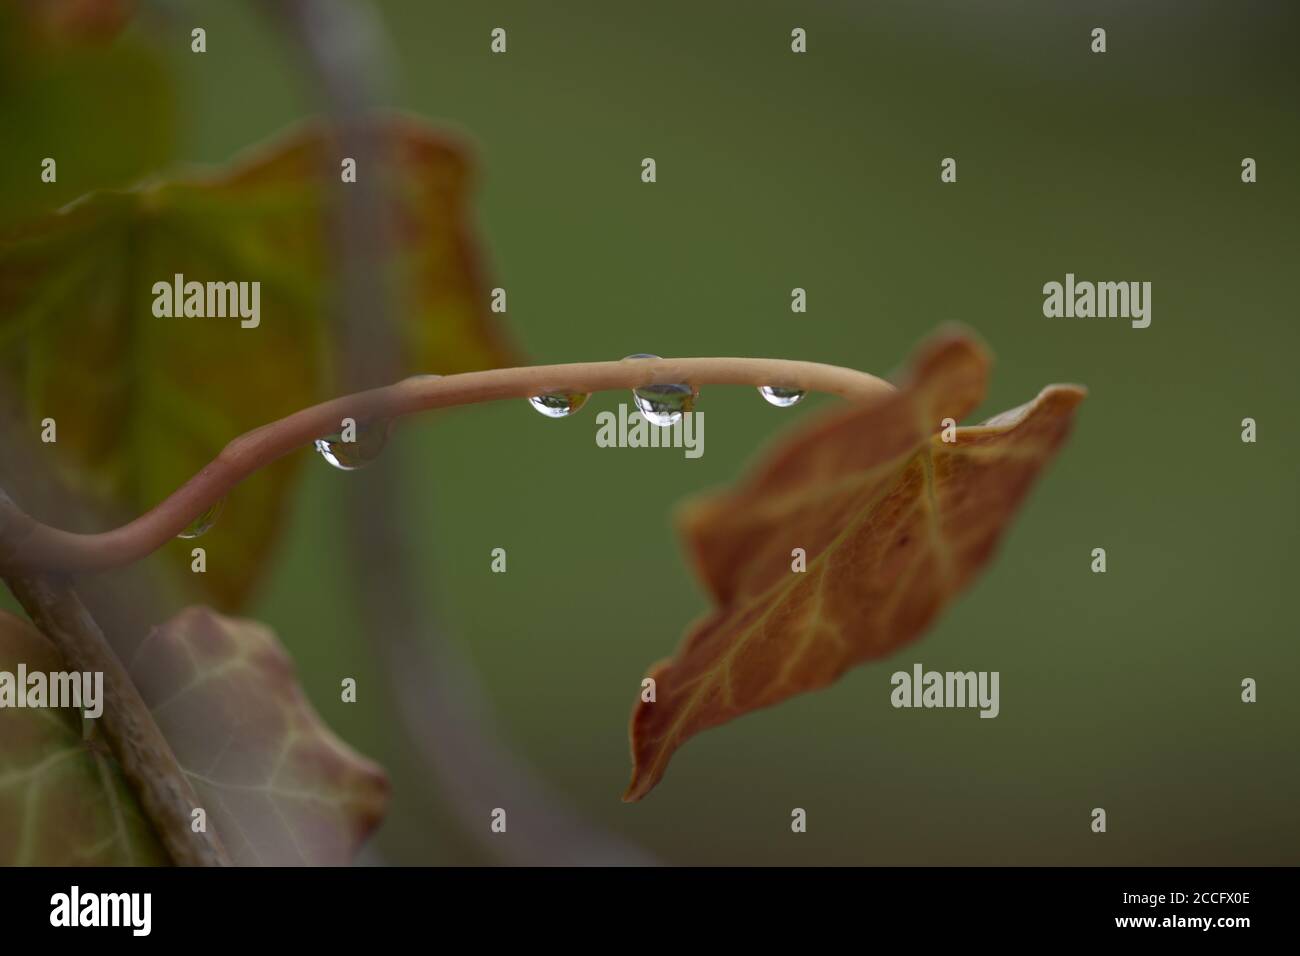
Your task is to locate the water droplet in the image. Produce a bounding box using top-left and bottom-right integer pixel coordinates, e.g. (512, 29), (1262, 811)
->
(314, 421), (390, 470)
(622, 353), (696, 427)
(528, 392), (589, 418)
(178, 499), (223, 540)
(758, 385), (806, 408)
(633, 385), (696, 427)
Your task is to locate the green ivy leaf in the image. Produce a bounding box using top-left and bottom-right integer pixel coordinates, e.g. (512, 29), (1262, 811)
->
(0, 609), (166, 865)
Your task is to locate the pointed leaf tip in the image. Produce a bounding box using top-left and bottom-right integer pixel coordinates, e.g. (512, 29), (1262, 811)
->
(627, 330), (1085, 799)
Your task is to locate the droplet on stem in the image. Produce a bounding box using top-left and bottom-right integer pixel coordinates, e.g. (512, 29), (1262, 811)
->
(178, 499), (223, 540)
(528, 392), (589, 418)
(314, 420), (391, 470)
(758, 385), (805, 407)
(622, 353), (696, 427)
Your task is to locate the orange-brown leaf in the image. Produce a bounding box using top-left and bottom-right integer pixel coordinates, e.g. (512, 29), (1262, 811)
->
(625, 329), (1085, 800)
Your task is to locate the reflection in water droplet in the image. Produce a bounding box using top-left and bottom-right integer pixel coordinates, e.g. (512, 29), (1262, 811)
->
(314, 421), (391, 470)
(622, 353), (696, 427)
(178, 499), (223, 540)
(528, 392), (589, 418)
(758, 385), (806, 407)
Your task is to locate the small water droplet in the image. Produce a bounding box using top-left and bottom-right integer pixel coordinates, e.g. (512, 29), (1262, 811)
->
(758, 385), (805, 408)
(622, 353), (696, 427)
(314, 421), (390, 470)
(178, 499), (223, 540)
(528, 392), (589, 418)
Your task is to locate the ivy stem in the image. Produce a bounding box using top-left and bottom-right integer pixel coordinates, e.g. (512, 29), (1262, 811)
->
(1, 561), (231, 865)
(0, 357), (893, 576)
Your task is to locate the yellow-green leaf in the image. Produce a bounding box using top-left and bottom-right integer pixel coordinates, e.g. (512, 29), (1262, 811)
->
(0, 1), (174, 228)
(0, 119), (518, 607)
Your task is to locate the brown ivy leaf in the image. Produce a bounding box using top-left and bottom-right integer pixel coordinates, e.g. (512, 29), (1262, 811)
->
(0, 606), (388, 865)
(0, 117), (518, 609)
(625, 329), (1085, 801)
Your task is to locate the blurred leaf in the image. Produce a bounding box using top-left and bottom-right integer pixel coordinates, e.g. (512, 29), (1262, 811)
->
(0, 605), (389, 865)
(130, 606), (389, 865)
(625, 330), (1085, 800)
(0, 119), (518, 608)
(0, 609), (167, 865)
(0, 0), (173, 228)
(13, 0), (136, 40)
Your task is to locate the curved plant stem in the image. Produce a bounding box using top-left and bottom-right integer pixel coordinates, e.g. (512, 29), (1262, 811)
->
(0, 358), (894, 577)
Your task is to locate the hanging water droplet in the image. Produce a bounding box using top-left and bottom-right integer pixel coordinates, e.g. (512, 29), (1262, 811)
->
(177, 499), (223, 540)
(314, 421), (390, 470)
(528, 391), (589, 418)
(633, 385), (696, 427)
(758, 385), (806, 408)
(622, 353), (696, 427)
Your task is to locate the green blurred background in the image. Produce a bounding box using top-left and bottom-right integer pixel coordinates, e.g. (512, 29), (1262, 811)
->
(8, 0), (1300, 864)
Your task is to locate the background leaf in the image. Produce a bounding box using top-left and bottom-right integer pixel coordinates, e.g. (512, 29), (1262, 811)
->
(626, 331), (1085, 800)
(0, 0), (173, 229)
(0, 605), (388, 865)
(129, 606), (389, 866)
(0, 119), (518, 608)
(0, 609), (166, 865)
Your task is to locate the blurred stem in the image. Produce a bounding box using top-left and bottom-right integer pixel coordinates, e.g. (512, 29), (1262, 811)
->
(1, 358), (893, 575)
(266, 0), (679, 864)
(0, 507), (229, 866)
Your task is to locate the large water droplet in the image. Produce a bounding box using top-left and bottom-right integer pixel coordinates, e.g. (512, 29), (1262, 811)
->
(758, 385), (806, 408)
(622, 353), (696, 427)
(178, 499), (223, 540)
(314, 421), (390, 470)
(528, 391), (589, 418)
